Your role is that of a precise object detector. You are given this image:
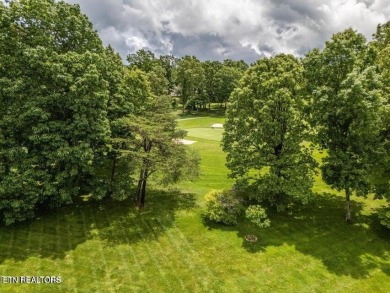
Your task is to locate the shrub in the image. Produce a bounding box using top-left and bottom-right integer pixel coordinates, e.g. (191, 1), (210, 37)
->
(378, 207), (390, 229)
(204, 189), (243, 225)
(245, 205), (270, 228)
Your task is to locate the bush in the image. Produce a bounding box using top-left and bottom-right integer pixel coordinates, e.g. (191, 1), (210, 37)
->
(204, 189), (243, 225)
(245, 205), (270, 228)
(378, 206), (390, 229)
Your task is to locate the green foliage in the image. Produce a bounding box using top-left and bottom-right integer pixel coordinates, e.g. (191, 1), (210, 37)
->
(245, 205), (270, 228)
(121, 95), (200, 206)
(370, 21), (390, 226)
(174, 55), (205, 111)
(214, 65), (243, 105)
(371, 22), (390, 186)
(126, 49), (156, 73)
(0, 0), (110, 224)
(126, 49), (171, 96)
(304, 28), (384, 220)
(159, 54), (177, 92)
(223, 54), (317, 211)
(223, 59), (249, 71)
(147, 65), (169, 96)
(202, 60), (222, 105)
(378, 207), (390, 228)
(204, 189), (244, 225)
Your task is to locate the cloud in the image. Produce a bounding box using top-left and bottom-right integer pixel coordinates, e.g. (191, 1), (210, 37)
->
(63, 0), (390, 63)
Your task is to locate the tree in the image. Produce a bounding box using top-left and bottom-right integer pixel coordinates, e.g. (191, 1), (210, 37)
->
(126, 49), (170, 96)
(223, 54), (317, 211)
(202, 60), (222, 109)
(215, 65), (243, 108)
(126, 49), (156, 73)
(174, 56), (205, 112)
(371, 22), (390, 227)
(0, 0), (110, 224)
(304, 28), (383, 221)
(159, 54), (178, 93)
(92, 60), (152, 201)
(147, 65), (169, 96)
(121, 96), (200, 207)
(223, 59), (249, 71)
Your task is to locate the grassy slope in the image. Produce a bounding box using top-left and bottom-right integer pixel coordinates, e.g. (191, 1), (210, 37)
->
(0, 116), (389, 293)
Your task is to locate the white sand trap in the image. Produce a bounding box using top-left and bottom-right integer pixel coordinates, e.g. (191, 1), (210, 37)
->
(176, 139), (197, 145)
(211, 123), (223, 128)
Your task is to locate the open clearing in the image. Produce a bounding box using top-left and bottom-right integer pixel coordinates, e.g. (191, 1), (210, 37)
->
(0, 116), (389, 292)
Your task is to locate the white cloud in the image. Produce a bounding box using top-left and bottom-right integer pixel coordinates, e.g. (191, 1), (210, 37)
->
(63, 0), (390, 62)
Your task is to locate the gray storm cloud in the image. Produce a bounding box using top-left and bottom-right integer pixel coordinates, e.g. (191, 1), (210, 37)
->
(64, 0), (389, 63)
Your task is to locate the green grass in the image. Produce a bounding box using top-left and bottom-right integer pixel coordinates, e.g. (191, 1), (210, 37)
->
(0, 116), (389, 292)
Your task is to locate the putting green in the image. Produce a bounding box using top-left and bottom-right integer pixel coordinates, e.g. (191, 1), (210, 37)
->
(185, 128), (223, 141)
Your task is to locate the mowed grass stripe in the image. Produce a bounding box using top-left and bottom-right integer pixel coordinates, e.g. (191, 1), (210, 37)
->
(63, 217), (78, 292)
(127, 217), (174, 292)
(134, 218), (201, 291)
(78, 208), (100, 292)
(116, 224), (155, 293)
(54, 212), (66, 292)
(101, 209), (153, 293)
(160, 220), (216, 280)
(89, 208), (115, 290)
(139, 218), (190, 292)
(154, 220), (214, 291)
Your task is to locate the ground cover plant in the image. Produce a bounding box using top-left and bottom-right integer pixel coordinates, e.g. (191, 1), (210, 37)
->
(0, 116), (389, 293)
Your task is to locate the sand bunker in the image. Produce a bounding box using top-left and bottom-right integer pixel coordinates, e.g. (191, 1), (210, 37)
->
(211, 123), (223, 128)
(176, 139), (197, 145)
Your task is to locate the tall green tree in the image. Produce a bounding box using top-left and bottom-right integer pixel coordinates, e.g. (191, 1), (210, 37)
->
(93, 60), (151, 201)
(174, 55), (205, 112)
(202, 60), (222, 108)
(121, 96), (200, 207)
(0, 0), (110, 224)
(223, 54), (316, 211)
(159, 54), (178, 93)
(304, 28), (383, 221)
(126, 49), (156, 73)
(371, 22), (390, 227)
(223, 59), (249, 71)
(215, 65), (243, 108)
(126, 49), (169, 96)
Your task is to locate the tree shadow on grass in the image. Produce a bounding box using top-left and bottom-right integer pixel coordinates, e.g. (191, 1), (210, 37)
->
(97, 189), (196, 245)
(0, 189), (196, 263)
(204, 193), (390, 279)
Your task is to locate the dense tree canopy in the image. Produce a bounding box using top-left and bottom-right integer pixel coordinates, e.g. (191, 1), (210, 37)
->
(223, 54), (316, 211)
(174, 55), (205, 111)
(370, 22), (390, 227)
(0, 0), (110, 224)
(0, 0), (199, 225)
(214, 65), (243, 107)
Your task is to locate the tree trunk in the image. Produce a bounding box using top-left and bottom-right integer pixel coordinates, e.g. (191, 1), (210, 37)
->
(108, 156), (116, 197)
(139, 168), (148, 208)
(135, 168), (144, 202)
(345, 188), (352, 222)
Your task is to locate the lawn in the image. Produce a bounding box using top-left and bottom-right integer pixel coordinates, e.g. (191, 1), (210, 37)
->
(0, 116), (389, 292)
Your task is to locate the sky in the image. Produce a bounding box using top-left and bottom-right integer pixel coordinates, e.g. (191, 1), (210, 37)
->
(63, 0), (390, 63)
